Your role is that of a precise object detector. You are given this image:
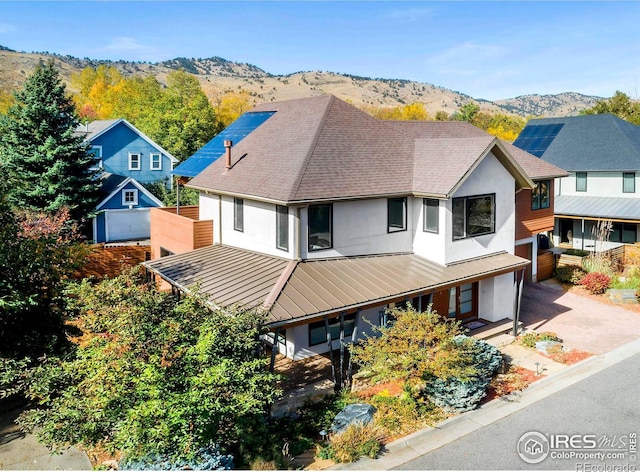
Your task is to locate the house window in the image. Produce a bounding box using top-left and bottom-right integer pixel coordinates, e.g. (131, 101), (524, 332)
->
(150, 153), (162, 170)
(234, 198), (244, 232)
(276, 205), (289, 251)
(610, 223), (637, 244)
(531, 180), (550, 210)
(423, 198), (439, 233)
(90, 146), (103, 171)
(129, 153), (141, 171)
(452, 194), (495, 240)
(388, 197), (407, 232)
(122, 189), (138, 206)
(576, 172), (587, 192)
(623, 172), (635, 193)
(309, 314), (356, 346)
(308, 204), (332, 251)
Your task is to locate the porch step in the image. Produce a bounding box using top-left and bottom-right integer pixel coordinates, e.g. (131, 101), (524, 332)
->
(470, 319), (519, 341)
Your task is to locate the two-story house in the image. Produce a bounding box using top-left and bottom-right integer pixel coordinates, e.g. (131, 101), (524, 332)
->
(514, 114), (640, 251)
(144, 96), (540, 362)
(77, 118), (178, 242)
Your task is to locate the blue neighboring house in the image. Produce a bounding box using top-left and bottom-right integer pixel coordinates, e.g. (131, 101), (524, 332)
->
(77, 118), (178, 243)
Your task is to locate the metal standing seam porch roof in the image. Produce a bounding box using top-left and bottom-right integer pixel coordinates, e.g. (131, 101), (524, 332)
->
(555, 195), (640, 222)
(143, 245), (530, 328)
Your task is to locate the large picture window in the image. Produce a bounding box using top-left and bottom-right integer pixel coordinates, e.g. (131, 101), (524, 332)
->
(610, 222), (637, 244)
(234, 197), (244, 232)
(423, 198), (439, 233)
(308, 204), (332, 251)
(531, 180), (550, 210)
(276, 205), (289, 251)
(387, 197), (407, 232)
(452, 194), (495, 240)
(309, 314), (356, 346)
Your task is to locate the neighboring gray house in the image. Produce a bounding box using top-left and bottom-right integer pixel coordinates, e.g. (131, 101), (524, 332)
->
(513, 114), (640, 251)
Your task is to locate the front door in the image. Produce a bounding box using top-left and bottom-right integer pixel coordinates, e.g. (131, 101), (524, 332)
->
(448, 282), (478, 321)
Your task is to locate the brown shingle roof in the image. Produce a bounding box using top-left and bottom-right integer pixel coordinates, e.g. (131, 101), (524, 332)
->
(503, 141), (568, 180)
(188, 95), (537, 202)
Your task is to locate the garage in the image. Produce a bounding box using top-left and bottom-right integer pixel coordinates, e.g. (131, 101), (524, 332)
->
(104, 208), (151, 242)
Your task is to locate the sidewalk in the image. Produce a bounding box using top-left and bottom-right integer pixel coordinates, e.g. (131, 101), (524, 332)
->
(331, 337), (640, 470)
(0, 398), (92, 470)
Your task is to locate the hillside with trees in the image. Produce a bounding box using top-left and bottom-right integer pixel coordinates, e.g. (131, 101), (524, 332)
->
(0, 47), (603, 120)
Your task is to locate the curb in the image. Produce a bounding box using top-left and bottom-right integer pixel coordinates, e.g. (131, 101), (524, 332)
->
(330, 337), (640, 470)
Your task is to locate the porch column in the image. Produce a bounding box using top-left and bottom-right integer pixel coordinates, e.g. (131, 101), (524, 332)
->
(513, 268), (525, 336)
(339, 313), (345, 391)
(269, 327), (281, 373)
(346, 310), (360, 389)
(324, 316), (338, 389)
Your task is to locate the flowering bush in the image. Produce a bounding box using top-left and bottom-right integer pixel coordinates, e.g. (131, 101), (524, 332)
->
(579, 272), (611, 295)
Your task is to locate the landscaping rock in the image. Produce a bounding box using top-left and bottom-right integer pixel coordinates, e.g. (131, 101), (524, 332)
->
(607, 289), (639, 304)
(330, 403), (376, 434)
(535, 340), (564, 355)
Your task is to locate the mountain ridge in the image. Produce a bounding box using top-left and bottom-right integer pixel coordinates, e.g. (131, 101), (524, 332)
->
(0, 46), (603, 117)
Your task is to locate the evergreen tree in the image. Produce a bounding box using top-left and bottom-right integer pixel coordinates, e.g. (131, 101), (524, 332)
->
(0, 60), (100, 224)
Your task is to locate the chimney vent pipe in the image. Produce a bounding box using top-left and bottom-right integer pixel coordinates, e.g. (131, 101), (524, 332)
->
(224, 140), (233, 169)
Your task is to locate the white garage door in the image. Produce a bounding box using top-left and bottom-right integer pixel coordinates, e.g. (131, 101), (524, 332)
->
(105, 209), (151, 242)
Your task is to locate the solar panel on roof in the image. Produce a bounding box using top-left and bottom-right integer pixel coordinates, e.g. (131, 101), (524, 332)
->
(513, 123), (564, 157)
(172, 111), (275, 177)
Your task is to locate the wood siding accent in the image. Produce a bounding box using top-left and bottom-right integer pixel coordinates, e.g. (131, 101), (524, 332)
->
(537, 251), (555, 281)
(150, 206), (213, 259)
(74, 244), (150, 279)
(515, 243), (533, 281)
(515, 182), (555, 240)
(431, 289), (450, 318)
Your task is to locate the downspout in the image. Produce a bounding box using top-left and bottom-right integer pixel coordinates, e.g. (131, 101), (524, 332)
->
(513, 268), (525, 336)
(581, 218), (585, 251)
(339, 313), (345, 391)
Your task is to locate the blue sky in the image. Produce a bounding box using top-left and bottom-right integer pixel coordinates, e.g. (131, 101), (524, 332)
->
(0, 1), (638, 101)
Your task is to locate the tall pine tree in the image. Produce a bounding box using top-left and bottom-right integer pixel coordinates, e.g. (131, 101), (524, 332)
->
(0, 60), (100, 224)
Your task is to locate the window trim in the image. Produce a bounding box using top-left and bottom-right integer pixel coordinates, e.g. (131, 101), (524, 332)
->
(452, 193), (496, 240)
(90, 145), (103, 171)
(576, 172), (587, 192)
(423, 198), (439, 233)
(531, 180), (551, 210)
(234, 197), (244, 232)
(276, 204), (289, 251)
(623, 172), (635, 193)
(128, 152), (141, 171)
(150, 152), (162, 171)
(308, 203), (333, 252)
(122, 188), (139, 206)
(387, 197), (407, 233)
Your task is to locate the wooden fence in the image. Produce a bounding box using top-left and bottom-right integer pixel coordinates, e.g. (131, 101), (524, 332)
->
(73, 244), (151, 279)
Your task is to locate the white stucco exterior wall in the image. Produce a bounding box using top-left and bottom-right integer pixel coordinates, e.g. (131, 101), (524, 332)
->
(478, 273), (516, 322)
(412, 197), (447, 265)
(445, 152), (516, 264)
(557, 171), (639, 198)
(301, 198), (415, 260)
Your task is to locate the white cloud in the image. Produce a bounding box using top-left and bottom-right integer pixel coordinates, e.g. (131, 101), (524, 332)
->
(386, 6), (433, 23)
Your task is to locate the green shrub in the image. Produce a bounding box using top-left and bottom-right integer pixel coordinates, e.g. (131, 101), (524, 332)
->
(555, 265), (587, 284)
(422, 336), (503, 412)
(565, 249), (590, 257)
(582, 256), (614, 275)
(579, 272), (611, 295)
(611, 273), (640, 290)
(120, 444), (233, 470)
(324, 422), (383, 463)
(520, 331), (561, 349)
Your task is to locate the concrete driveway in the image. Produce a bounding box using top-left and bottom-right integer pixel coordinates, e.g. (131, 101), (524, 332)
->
(520, 281), (640, 355)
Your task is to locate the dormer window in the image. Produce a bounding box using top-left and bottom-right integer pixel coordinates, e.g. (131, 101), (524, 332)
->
(129, 153), (141, 171)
